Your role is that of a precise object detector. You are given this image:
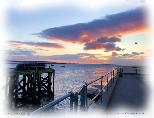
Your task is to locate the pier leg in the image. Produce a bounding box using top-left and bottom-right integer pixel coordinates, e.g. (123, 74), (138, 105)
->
(14, 74), (18, 108)
(119, 68), (123, 77)
(74, 92), (78, 112)
(70, 92), (74, 111)
(47, 72), (52, 99)
(9, 73), (16, 108)
(22, 74), (26, 104)
(80, 84), (87, 111)
(52, 71), (55, 100)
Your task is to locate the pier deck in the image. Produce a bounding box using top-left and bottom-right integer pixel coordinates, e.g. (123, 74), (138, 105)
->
(107, 66), (147, 110)
(31, 66), (147, 114)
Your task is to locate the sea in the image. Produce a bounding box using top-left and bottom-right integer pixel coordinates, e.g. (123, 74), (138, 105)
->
(7, 62), (118, 111)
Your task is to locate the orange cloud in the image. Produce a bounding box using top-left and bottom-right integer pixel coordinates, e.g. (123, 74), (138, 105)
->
(38, 7), (147, 52)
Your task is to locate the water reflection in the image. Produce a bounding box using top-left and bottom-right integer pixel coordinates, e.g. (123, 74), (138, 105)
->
(49, 64), (115, 97)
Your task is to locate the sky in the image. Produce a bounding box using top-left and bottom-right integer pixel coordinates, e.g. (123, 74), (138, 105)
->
(7, 0), (150, 65)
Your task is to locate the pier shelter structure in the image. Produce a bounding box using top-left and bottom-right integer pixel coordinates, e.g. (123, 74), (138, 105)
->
(8, 63), (55, 109)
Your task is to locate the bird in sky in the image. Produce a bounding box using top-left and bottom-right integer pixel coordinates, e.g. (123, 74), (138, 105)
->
(135, 42), (138, 45)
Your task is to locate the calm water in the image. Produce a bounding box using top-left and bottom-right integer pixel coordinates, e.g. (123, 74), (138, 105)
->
(8, 63), (117, 111)
(51, 64), (115, 96)
(8, 63), (116, 97)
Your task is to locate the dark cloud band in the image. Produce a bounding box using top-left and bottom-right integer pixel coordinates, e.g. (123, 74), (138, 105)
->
(37, 7), (146, 52)
(10, 41), (64, 48)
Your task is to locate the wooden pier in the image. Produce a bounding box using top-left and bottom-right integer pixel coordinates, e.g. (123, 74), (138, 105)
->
(107, 66), (146, 110)
(9, 64), (138, 113)
(8, 63), (55, 109)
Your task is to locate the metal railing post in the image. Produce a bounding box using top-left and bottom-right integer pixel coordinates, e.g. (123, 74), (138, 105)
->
(113, 70), (115, 82)
(112, 71), (113, 83)
(119, 68), (123, 77)
(100, 78), (103, 103)
(80, 83), (87, 110)
(110, 72), (112, 85)
(115, 69), (118, 78)
(70, 92), (74, 111)
(74, 92), (78, 112)
(106, 74), (109, 92)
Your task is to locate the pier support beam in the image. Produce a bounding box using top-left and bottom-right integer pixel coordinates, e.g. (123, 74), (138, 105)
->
(80, 84), (88, 110)
(9, 64), (55, 109)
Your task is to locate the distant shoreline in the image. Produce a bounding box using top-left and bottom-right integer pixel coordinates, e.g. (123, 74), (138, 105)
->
(7, 60), (116, 65)
(6, 60), (145, 68)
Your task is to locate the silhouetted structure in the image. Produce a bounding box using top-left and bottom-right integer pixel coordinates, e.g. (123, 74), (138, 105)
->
(8, 63), (55, 109)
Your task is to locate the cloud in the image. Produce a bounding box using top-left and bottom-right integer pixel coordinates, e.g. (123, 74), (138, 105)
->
(84, 36), (124, 51)
(50, 53), (109, 64)
(110, 51), (145, 65)
(112, 52), (119, 56)
(37, 7), (147, 52)
(7, 48), (145, 65)
(131, 52), (144, 55)
(96, 37), (121, 43)
(7, 49), (109, 64)
(39, 7), (146, 40)
(8, 49), (34, 56)
(122, 52), (144, 57)
(111, 51), (144, 58)
(84, 42), (124, 51)
(50, 54), (81, 61)
(10, 41), (64, 48)
(7, 49), (36, 61)
(40, 53), (103, 62)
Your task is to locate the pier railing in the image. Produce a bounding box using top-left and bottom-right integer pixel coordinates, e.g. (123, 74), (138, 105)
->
(32, 67), (122, 114)
(78, 67), (120, 110)
(31, 92), (74, 114)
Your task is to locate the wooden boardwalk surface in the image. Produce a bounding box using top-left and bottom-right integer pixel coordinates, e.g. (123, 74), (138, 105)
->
(107, 66), (147, 110)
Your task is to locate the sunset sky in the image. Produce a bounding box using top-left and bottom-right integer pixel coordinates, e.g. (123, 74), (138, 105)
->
(7, 0), (150, 65)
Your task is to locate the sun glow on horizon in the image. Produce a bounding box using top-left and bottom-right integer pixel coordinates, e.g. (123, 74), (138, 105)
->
(7, 2), (150, 65)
